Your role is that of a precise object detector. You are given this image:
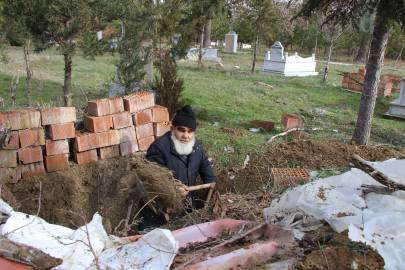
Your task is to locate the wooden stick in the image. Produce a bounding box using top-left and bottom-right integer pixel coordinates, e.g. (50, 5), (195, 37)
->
(267, 128), (323, 142)
(353, 154), (405, 190)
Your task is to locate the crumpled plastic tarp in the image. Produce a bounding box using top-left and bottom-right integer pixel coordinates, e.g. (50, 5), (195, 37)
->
(0, 199), (179, 270)
(263, 161), (405, 270)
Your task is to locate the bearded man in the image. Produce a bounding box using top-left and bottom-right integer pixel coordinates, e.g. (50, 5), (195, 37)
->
(145, 105), (216, 208)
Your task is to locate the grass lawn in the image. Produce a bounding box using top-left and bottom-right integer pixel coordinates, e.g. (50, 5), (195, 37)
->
(1, 45), (404, 169)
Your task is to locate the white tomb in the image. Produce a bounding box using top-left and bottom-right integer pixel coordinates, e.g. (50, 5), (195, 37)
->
(224, 31), (238, 53)
(97, 31), (102, 40)
(388, 78), (405, 116)
(259, 41), (318, 76)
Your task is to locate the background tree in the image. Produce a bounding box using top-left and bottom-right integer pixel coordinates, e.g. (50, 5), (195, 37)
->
(292, 0), (405, 145)
(354, 10), (375, 62)
(2, 0), (107, 107)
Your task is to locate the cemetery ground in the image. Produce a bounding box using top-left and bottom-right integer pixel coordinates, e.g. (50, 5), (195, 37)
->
(1, 45), (405, 269)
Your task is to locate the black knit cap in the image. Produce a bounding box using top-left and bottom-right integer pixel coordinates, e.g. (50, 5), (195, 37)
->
(172, 105), (197, 130)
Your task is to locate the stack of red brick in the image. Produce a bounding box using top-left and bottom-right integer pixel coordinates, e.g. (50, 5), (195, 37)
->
(73, 91), (171, 165)
(0, 107), (76, 181)
(341, 69), (394, 97)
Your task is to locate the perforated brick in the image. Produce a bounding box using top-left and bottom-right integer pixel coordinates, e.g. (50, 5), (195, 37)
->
(2, 131), (19, 150)
(281, 114), (302, 129)
(98, 145), (120, 160)
(378, 82), (393, 97)
(45, 153), (70, 172)
(153, 121), (172, 137)
(18, 146), (43, 164)
(151, 105), (169, 122)
(84, 115), (113, 133)
(358, 68), (366, 76)
(138, 136), (154, 151)
(45, 139), (69, 156)
(21, 161), (46, 179)
(46, 123), (75, 140)
(19, 128), (45, 147)
(249, 120), (274, 132)
(88, 97), (124, 116)
(0, 150), (17, 168)
(108, 97), (125, 115)
(132, 109), (152, 126)
(271, 168), (311, 189)
(123, 91), (155, 113)
(117, 126), (136, 143)
(120, 140), (139, 156)
(97, 130), (119, 148)
(41, 107), (76, 125)
(112, 111), (133, 129)
(0, 110), (41, 131)
(73, 131), (98, 152)
(136, 123), (153, 140)
(72, 149), (98, 165)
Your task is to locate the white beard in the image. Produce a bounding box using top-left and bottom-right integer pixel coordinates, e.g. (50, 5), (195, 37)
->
(171, 131), (195, 155)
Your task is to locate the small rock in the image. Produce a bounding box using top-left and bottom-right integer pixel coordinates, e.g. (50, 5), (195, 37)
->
(311, 108), (326, 116)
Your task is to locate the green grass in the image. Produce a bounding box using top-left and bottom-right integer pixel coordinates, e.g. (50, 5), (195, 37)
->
(1, 44), (405, 166)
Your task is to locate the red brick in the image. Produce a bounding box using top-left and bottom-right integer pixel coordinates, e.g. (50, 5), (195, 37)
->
(355, 83), (363, 92)
(0, 166), (21, 183)
(97, 130), (119, 148)
(0, 110), (41, 131)
(44, 153), (69, 172)
(342, 75), (350, 83)
(249, 120), (274, 132)
(151, 105), (169, 122)
(46, 123), (75, 140)
(18, 146), (43, 164)
(19, 128), (45, 147)
(73, 131), (98, 152)
(271, 168), (311, 189)
(21, 161), (46, 179)
(41, 107), (76, 125)
(108, 97), (125, 115)
(45, 139), (69, 156)
(348, 83), (356, 91)
(112, 112), (133, 129)
(72, 149), (98, 165)
(281, 114), (302, 129)
(341, 81), (349, 89)
(358, 69), (366, 76)
(120, 140), (139, 156)
(98, 145), (120, 160)
(123, 91), (155, 113)
(0, 150), (17, 168)
(356, 74), (365, 83)
(117, 126), (137, 143)
(136, 123), (153, 140)
(2, 131), (19, 149)
(138, 136), (154, 151)
(348, 72), (357, 84)
(153, 122), (172, 137)
(378, 82), (393, 97)
(132, 109), (152, 126)
(84, 115), (113, 133)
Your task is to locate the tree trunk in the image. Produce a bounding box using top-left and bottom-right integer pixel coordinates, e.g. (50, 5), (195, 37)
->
(117, 20), (125, 84)
(203, 18), (211, 48)
(354, 35), (369, 62)
(251, 34), (259, 74)
(24, 39), (32, 107)
(352, 23), (390, 145)
(300, 31), (304, 54)
(63, 54), (72, 107)
(323, 42), (333, 82)
(314, 29), (318, 54)
(198, 21), (205, 68)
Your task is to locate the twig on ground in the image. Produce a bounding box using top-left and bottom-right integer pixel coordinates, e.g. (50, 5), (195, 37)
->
(267, 128), (323, 143)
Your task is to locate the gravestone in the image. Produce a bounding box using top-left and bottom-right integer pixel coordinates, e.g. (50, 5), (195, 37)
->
(224, 31), (238, 53)
(218, 40), (224, 47)
(388, 78), (405, 116)
(173, 34), (182, 46)
(203, 49), (221, 62)
(97, 31), (102, 40)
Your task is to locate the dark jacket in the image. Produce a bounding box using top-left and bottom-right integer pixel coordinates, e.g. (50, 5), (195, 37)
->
(145, 131), (216, 206)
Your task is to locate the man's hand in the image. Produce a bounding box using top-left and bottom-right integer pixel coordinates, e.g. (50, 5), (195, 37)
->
(210, 183), (216, 189)
(180, 184), (189, 197)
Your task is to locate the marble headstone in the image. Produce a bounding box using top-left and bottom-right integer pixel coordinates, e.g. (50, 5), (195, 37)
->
(270, 41), (283, 61)
(97, 31), (102, 40)
(389, 78), (405, 116)
(224, 31), (238, 53)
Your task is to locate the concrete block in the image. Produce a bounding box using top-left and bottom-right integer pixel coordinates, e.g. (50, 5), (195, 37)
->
(112, 111), (133, 129)
(46, 123), (75, 140)
(18, 146), (43, 164)
(117, 126), (136, 143)
(120, 140), (139, 156)
(21, 161), (46, 179)
(138, 136), (154, 151)
(0, 150), (17, 168)
(151, 105), (169, 122)
(72, 149), (98, 165)
(132, 109), (152, 126)
(73, 131), (98, 152)
(97, 130), (119, 148)
(136, 123), (153, 140)
(249, 120), (274, 132)
(19, 128), (45, 147)
(84, 115), (113, 133)
(123, 91), (155, 113)
(98, 145), (120, 160)
(281, 114), (302, 129)
(41, 107), (76, 125)
(0, 110), (41, 131)
(2, 131), (19, 150)
(153, 121), (172, 137)
(45, 139), (69, 156)
(44, 153), (70, 172)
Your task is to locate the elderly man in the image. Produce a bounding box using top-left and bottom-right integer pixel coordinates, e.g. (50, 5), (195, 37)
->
(146, 105), (216, 207)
